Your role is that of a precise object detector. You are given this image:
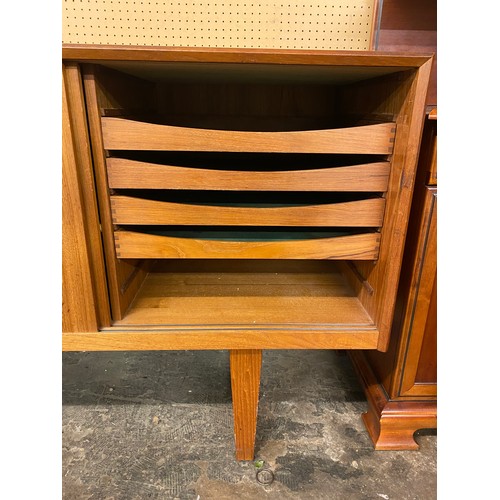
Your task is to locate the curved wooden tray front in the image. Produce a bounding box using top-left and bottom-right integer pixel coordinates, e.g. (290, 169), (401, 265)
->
(102, 118), (396, 154)
(110, 196), (385, 227)
(114, 230), (380, 260)
(106, 158), (391, 192)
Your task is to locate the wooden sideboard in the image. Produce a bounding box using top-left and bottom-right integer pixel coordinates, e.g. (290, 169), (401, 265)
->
(62, 46), (433, 459)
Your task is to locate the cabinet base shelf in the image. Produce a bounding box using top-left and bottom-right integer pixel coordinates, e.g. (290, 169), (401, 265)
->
(63, 260), (380, 351)
(62, 329), (379, 351)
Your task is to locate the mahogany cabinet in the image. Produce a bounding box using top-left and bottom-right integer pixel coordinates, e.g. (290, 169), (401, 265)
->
(62, 46), (433, 459)
(375, 0), (436, 107)
(347, 0), (437, 450)
(350, 114), (437, 449)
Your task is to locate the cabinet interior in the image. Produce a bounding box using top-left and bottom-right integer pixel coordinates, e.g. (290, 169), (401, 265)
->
(82, 57), (421, 349)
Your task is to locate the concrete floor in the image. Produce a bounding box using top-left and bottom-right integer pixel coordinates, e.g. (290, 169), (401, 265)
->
(62, 350), (436, 499)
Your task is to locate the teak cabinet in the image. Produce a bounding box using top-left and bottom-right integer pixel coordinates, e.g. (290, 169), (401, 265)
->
(62, 46), (433, 460)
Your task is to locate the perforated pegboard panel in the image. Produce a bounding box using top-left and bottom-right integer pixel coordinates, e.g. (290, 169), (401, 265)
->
(63, 0), (377, 50)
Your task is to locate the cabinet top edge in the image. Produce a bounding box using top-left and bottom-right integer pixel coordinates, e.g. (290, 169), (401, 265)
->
(62, 44), (433, 68)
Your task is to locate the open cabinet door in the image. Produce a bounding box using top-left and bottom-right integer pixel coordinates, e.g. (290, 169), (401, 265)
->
(79, 64), (151, 321)
(63, 66), (101, 332)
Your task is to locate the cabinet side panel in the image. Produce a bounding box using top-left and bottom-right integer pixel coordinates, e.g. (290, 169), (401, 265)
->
(398, 187), (437, 396)
(62, 69), (99, 332)
(365, 186), (437, 398)
(337, 60), (432, 350)
(414, 275), (437, 383)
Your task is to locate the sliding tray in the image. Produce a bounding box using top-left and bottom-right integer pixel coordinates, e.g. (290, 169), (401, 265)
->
(101, 118), (396, 154)
(114, 229), (381, 260)
(106, 158), (392, 192)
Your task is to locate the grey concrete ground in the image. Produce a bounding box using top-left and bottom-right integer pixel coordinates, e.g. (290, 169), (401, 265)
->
(62, 350), (436, 499)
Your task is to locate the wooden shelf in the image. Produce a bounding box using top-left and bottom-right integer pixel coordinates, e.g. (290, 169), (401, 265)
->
(91, 260), (380, 349)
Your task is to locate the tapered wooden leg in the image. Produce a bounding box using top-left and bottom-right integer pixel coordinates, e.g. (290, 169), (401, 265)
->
(230, 349), (262, 461)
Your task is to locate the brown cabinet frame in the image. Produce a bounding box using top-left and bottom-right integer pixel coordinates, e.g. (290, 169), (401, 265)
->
(63, 46), (433, 459)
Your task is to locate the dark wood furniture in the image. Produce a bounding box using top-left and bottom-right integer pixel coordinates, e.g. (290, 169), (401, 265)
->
(376, 0), (436, 107)
(347, 0), (437, 450)
(350, 112), (437, 449)
(62, 46), (432, 459)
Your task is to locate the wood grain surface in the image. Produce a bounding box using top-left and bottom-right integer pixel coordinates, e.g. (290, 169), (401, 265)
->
(110, 196), (386, 227)
(101, 118), (396, 154)
(63, 329), (379, 351)
(114, 230), (381, 260)
(62, 45), (433, 67)
(83, 65), (150, 321)
(230, 350), (262, 461)
(62, 69), (99, 332)
(350, 350), (436, 450)
(63, 63), (111, 328)
(107, 158), (391, 192)
(108, 263), (375, 329)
